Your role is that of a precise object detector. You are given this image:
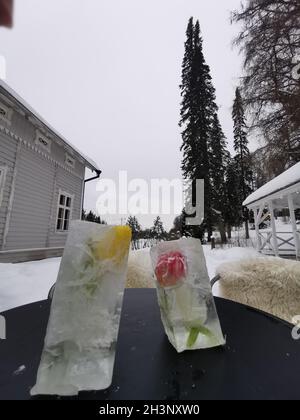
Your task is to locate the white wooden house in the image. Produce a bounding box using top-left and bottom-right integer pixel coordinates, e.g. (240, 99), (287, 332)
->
(0, 81), (101, 262)
(243, 162), (300, 259)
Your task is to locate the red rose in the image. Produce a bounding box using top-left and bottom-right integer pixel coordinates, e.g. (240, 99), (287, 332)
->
(155, 251), (187, 288)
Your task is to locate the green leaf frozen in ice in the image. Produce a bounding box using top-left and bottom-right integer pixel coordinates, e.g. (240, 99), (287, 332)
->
(187, 326), (214, 348)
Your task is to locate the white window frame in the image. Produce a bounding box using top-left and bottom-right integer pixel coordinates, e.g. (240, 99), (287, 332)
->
(0, 165), (7, 207)
(35, 130), (52, 153)
(65, 153), (75, 169)
(0, 102), (13, 126)
(55, 190), (74, 233)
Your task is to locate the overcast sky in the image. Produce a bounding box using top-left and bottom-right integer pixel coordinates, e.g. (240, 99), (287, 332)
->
(0, 0), (246, 229)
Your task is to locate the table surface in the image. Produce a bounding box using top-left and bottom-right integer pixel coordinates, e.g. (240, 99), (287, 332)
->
(0, 289), (299, 400)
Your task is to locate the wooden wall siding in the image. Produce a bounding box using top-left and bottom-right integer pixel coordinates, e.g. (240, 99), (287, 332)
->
(50, 140), (85, 179)
(0, 247), (64, 263)
(48, 166), (83, 248)
(0, 101), (88, 252)
(1, 108), (86, 178)
(0, 132), (18, 248)
(11, 109), (86, 179)
(4, 146), (56, 250)
(10, 110), (36, 144)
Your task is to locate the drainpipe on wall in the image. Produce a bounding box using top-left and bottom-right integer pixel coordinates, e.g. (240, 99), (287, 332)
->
(81, 169), (102, 219)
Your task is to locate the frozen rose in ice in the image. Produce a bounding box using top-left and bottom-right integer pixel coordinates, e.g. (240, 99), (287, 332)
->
(88, 226), (132, 265)
(155, 251), (187, 288)
(31, 223), (132, 396)
(151, 239), (225, 353)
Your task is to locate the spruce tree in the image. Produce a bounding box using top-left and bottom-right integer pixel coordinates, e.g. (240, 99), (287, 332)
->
(126, 215), (141, 248)
(180, 17), (196, 182)
(180, 18), (223, 241)
(232, 87), (252, 239)
(151, 216), (166, 241)
(209, 113), (229, 243)
(224, 156), (243, 238)
(170, 213), (185, 239)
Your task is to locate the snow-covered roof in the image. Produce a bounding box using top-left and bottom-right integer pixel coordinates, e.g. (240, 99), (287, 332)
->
(243, 162), (300, 207)
(0, 80), (100, 172)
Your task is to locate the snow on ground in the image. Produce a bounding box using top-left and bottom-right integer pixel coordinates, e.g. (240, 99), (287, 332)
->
(0, 246), (261, 313)
(0, 258), (60, 312)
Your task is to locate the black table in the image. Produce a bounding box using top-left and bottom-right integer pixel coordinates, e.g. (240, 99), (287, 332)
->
(0, 289), (299, 400)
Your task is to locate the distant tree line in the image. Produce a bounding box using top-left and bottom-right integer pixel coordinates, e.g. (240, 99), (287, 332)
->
(126, 215), (168, 249)
(81, 212), (174, 249)
(82, 210), (107, 225)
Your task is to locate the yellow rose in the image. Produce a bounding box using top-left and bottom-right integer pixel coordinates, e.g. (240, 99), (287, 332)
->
(91, 226), (132, 264)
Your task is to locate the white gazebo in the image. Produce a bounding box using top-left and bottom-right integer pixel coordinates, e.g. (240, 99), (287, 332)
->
(243, 162), (300, 259)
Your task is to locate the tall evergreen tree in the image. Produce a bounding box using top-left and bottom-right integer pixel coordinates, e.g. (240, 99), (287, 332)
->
(151, 216), (166, 241)
(126, 216), (141, 240)
(180, 17), (197, 182)
(209, 113), (230, 243)
(232, 87), (252, 239)
(224, 156), (244, 238)
(180, 18), (226, 241)
(126, 215), (142, 250)
(169, 214), (184, 240)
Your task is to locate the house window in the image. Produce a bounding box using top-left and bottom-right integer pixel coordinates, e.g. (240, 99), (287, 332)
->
(35, 130), (51, 153)
(65, 154), (75, 169)
(0, 166), (7, 207)
(0, 103), (12, 125)
(56, 192), (73, 232)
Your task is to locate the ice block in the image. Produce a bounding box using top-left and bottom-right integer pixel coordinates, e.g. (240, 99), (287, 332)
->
(151, 238), (225, 353)
(31, 221), (132, 396)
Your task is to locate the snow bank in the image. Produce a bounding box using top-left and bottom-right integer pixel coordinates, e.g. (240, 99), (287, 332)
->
(0, 258), (60, 312)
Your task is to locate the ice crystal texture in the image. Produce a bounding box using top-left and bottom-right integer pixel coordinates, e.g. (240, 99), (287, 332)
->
(151, 238), (225, 353)
(31, 222), (131, 396)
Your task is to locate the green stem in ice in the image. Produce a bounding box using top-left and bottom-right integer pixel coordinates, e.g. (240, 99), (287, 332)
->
(187, 325), (214, 348)
(160, 289), (174, 338)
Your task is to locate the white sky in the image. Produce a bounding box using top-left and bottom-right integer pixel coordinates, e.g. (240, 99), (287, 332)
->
(0, 0), (247, 229)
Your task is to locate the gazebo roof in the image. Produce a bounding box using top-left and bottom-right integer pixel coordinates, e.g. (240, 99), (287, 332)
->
(243, 162), (300, 208)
